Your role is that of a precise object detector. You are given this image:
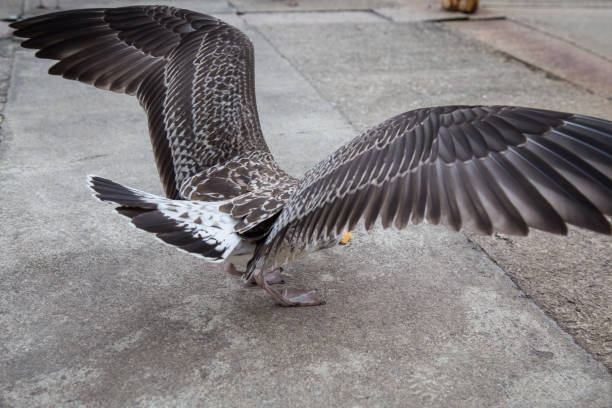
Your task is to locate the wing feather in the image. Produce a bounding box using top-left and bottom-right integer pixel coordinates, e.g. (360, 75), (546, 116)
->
(251, 106), (612, 271)
(12, 6), (270, 200)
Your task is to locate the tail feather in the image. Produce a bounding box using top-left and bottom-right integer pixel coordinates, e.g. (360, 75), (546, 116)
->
(88, 175), (161, 208)
(87, 175), (241, 262)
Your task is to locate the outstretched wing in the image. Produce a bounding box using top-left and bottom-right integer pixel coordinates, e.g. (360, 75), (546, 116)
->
(11, 6), (269, 199)
(256, 106), (612, 267)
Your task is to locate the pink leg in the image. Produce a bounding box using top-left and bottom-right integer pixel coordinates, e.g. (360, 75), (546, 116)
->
(253, 268), (325, 307)
(226, 263), (285, 285)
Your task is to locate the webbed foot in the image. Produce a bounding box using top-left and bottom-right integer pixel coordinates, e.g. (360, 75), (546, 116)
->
(280, 288), (325, 306)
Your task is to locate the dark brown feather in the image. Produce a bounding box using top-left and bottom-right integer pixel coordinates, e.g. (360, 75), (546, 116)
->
(246, 106), (612, 274)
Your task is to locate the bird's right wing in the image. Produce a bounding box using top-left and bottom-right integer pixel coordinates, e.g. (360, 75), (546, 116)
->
(252, 106), (612, 270)
(11, 6), (270, 199)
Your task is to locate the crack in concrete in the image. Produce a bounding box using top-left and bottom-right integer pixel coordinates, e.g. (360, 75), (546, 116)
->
(0, 34), (17, 145)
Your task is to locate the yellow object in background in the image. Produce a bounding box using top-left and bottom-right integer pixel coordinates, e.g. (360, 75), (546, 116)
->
(442, 0), (479, 13)
(340, 231), (353, 245)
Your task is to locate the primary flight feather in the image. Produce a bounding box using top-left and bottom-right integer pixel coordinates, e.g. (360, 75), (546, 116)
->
(11, 6), (612, 306)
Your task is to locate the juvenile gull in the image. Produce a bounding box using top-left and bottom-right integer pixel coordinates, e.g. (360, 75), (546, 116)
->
(11, 6), (612, 306)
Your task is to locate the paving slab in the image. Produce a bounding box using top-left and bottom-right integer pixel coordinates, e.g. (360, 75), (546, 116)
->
(489, 7), (612, 60)
(25, 0), (234, 15)
(444, 19), (612, 99)
(0, 0), (22, 19)
(1, 5), (612, 408)
(231, 0), (397, 13)
(466, 227), (612, 375)
(243, 10), (384, 25)
(483, 0), (612, 7)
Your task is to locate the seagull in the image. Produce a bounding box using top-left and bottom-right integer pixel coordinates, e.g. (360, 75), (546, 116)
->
(11, 6), (612, 306)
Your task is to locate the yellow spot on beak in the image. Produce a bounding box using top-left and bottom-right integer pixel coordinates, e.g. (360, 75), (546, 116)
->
(340, 230), (353, 245)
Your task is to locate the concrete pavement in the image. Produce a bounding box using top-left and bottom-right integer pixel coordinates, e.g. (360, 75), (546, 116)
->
(1, 1), (611, 406)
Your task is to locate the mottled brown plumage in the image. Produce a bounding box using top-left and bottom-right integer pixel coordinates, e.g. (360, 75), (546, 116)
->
(12, 6), (612, 306)
(12, 6), (294, 233)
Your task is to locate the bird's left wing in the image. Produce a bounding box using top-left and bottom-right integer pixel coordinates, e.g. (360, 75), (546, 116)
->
(253, 106), (612, 268)
(11, 7), (270, 198)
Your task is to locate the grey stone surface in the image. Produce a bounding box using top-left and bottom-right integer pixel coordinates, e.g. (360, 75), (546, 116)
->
(1, 4), (612, 408)
(467, 226), (612, 374)
(231, 0), (398, 13)
(255, 17), (612, 371)
(243, 10), (384, 26)
(496, 7), (612, 60)
(0, 0), (22, 19)
(443, 19), (612, 99)
(24, 0), (234, 15)
(483, 0), (612, 7)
